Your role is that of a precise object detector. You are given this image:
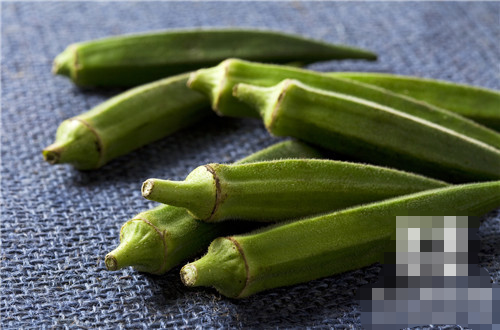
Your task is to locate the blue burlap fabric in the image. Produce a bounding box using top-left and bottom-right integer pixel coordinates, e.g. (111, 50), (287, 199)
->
(1, 2), (498, 328)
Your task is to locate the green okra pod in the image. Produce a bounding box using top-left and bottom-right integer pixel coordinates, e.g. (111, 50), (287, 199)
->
(43, 73), (211, 170)
(105, 140), (325, 274)
(330, 72), (500, 131)
(188, 59), (500, 150)
(180, 180), (500, 298)
(54, 29), (376, 87)
(233, 80), (500, 183)
(142, 159), (447, 222)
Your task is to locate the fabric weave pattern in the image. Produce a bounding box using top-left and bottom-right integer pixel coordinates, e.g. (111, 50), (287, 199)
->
(1, 2), (499, 328)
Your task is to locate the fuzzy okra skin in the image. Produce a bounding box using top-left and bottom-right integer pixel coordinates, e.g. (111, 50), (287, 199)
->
(234, 80), (500, 183)
(330, 72), (500, 131)
(43, 73), (211, 170)
(181, 180), (500, 298)
(187, 59), (500, 150)
(104, 140), (325, 274)
(53, 29), (376, 87)
(142, 159), (447, 222)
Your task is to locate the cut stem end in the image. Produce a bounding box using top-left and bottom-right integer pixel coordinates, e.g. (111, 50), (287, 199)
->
(142, 179), (155, 197)
(180, 264), (198, 286)
(42, 147), (61, 164)
(104, 254), (119, 271)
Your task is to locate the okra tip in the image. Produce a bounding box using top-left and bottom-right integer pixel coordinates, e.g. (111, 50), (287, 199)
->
(232, 83), (268, 118)
(141, 179), (155, 198)
(52, 46), (75, 78)
(180, 264), (198, 286)
(42, 146), (61, 164)
(42, 139), (100, 170)
(141, 168), (217, 220)
(42, 119), (102, 170)
(186, 65), (223, 111)
(233, 81), (291, 124)
(186, 71), (201, 90)
(104, 219), (167, 273)
(179, 238), (247, 297)
(104, 254), (119, 271)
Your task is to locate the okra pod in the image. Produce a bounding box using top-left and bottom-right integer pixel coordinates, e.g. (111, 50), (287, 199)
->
(188, 59), (500, 150)
(233, 80), (500, 182)
(330, 72), (500, 131)
(142, 159), (447, 222)
(43, 73), (210, 170)
(53, 29), (377, 87)
(105, 140), (325, 274)
(181, 181), (500, 298)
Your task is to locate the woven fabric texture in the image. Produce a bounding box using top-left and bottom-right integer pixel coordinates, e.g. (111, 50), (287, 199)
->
(1, 2), (499, 328)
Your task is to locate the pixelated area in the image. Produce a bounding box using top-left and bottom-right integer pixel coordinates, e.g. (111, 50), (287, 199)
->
(358, 216), (500, 330)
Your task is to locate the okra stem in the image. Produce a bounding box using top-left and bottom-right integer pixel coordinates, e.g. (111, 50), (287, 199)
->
(180, 238), (247, 297)
(233, 80), (500, 182)
(142, 159), (447, 222)
(105, 141), (325, 274)
(142, 166), (216, 220)
(105, 218), (166, 272)
(181, 181), (500, 298)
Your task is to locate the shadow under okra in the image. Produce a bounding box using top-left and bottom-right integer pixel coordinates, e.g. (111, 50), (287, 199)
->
(216, 264), (381, 327)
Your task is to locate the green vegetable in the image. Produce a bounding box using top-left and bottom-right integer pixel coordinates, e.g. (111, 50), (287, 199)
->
(180, 180), (500, 298)
(142, 159), (447, 222)
(188, 59), (500, 150)
(53, 29), (377, 87)
(104, 140), (324, 274)
(43, 73), (210, 170)
(233, 80), (500, 182)
(330, 72), (500, 131)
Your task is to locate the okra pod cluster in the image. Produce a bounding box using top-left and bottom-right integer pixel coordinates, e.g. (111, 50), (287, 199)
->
(188, 59), (500, 151)
(45, 27), (500, 300)
(181, 181), (500, 298)
(105, 140), (325, 274)
(46, 31), (377, 170)
(142, 159), (447, 222)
